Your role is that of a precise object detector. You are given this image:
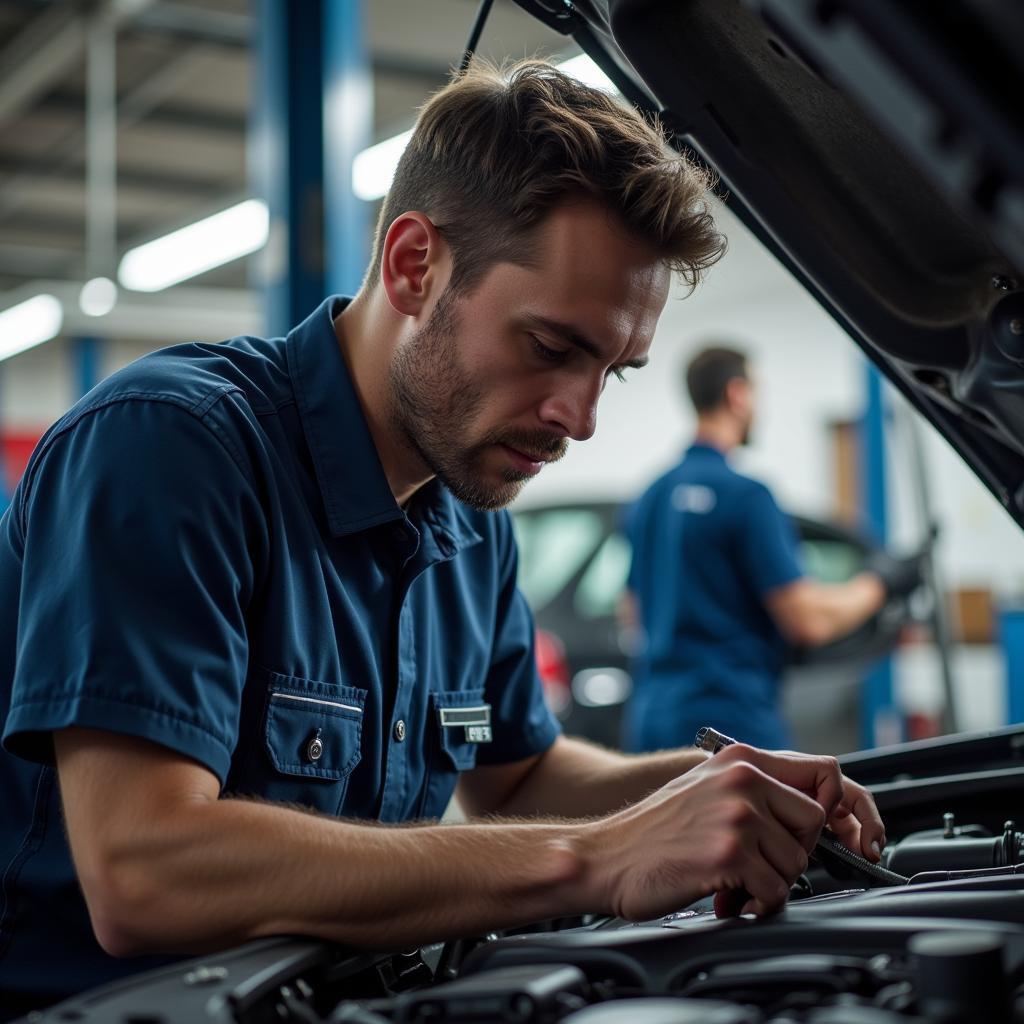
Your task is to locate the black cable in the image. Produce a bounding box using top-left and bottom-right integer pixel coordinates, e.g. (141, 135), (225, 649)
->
(460, 0), (495, 73)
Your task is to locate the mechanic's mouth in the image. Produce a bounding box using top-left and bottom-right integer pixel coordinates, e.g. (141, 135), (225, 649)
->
(499, 444), (549, 474)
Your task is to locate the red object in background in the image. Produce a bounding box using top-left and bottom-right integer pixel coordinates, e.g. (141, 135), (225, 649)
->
(534, 627), (572, 716)
(1, 430), (44, 496)
(905, 711), (942, 742)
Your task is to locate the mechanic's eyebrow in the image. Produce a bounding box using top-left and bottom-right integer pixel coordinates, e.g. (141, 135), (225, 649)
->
(524, 313), (649, 370)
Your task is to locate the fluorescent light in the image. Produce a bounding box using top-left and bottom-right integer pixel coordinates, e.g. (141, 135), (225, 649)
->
(0, 294), (63, 362)
(352, 128), (413, 202)
(79, 276), (118, 316)
(351, 55), (619, 202)
(555, 54), (617, 93)
(118, 199), (269, 292)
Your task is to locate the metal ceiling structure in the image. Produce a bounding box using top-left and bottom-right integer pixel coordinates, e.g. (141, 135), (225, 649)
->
(0, 0), (572, 338)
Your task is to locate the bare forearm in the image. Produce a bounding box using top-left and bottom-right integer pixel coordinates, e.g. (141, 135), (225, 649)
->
(811, 573), (886, 644)
(492, 736), (708, 817)
(83, 797), (589, 956)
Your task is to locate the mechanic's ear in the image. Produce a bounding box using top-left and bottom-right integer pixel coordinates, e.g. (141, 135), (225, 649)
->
(380, 212), (449, 318)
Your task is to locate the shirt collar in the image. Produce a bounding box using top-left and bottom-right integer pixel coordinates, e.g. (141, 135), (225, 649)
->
(286, 295), (481, 553)
(687, 440), (727, 460)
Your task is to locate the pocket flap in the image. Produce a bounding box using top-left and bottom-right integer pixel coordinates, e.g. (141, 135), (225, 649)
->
(431, 689), (489, 771)
(265, 675), (366, 780)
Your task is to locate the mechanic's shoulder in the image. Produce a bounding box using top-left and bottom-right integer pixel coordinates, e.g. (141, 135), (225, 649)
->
(637, 461), (684, 504)
(29, 337), (281, 482)
(58, 335), (286, 434)
(94, 334), (286, 412)
(728, 473), (783, 518)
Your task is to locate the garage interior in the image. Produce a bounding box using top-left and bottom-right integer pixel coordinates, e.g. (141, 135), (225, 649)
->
(4, 2), (1024, 1022)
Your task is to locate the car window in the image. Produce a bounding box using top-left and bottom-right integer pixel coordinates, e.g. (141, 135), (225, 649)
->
(574, 530), (632, 619)
(513, 509), (605, 612)
(800, 539), (864, 584)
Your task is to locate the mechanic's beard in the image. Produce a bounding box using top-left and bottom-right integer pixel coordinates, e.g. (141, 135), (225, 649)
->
(388, 291), (568, 511)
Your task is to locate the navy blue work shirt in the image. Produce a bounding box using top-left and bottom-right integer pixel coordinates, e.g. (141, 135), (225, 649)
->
(623, 442), (803, 752)
(0, 296), (559, 1009)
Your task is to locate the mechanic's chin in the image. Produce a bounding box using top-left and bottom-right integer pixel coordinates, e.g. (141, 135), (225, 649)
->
(438, 453), (536, 512)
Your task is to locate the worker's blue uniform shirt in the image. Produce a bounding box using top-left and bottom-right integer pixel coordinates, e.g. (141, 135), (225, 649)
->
(623, 443), (803, 752)
(0, 296), (559, 1011)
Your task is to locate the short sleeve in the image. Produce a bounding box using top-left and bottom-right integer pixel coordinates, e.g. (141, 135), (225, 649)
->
(2, 397), (267, 784)
(475, 514), (561, 765)
(733, 482), (804, 598)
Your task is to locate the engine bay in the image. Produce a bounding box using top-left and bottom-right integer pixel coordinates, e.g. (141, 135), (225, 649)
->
(31, 728), (1024, 1024)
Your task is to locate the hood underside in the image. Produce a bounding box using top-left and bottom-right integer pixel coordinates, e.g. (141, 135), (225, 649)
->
(515, 0), (1024, 527)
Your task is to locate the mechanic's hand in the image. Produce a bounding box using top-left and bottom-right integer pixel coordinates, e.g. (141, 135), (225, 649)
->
(725, 745), (887, 865)
(865, 548), (927, 598)
(581, 745), (828, 922)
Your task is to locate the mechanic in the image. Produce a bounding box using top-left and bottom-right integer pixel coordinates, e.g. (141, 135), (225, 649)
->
(622, 345), (924, 753)
(0, 62), (887, 1017)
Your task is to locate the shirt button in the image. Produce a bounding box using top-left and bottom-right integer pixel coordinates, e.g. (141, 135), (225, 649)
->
(393, 719), (407, 742)
(306, 735), (324, 762)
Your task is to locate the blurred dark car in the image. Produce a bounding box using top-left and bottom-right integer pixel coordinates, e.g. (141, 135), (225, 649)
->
(512, 499), (914, 748)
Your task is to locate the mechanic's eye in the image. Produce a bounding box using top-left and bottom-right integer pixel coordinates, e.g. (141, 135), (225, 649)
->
(530, 335), (568, 365)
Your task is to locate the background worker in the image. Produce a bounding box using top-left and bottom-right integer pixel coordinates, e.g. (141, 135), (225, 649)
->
(1, 69), (885, 1017)
(623, 346), (924, 752)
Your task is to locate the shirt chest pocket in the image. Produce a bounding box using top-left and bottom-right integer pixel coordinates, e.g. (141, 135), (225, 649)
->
(257, 673), (366, 815)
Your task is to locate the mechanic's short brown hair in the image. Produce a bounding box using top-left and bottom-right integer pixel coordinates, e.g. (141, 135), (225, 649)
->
(686, 346), (749, 413)
(366, 59), (725, 294)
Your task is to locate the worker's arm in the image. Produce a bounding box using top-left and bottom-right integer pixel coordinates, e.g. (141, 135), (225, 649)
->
(459, 733), (707, 818)
(56, 727), (879, 954)
(457, 732), (884, 869)
(764, 573), (886, 647)
(56, 727), (584, 956)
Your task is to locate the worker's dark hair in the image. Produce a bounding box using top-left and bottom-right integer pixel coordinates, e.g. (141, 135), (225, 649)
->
(365, 59), (725, 295)
(685, 346), (748, 413)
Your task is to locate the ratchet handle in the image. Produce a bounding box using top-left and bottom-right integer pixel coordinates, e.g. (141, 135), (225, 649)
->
(693, 726), (908, 894)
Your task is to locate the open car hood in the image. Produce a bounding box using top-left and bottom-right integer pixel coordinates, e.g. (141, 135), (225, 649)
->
(515, 0), (1024, 527)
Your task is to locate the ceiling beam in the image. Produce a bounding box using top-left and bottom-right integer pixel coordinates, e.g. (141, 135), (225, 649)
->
(35, 88), (248, 136)
(0, 0), (155, 129)
(0, 43), (237, 225)
(128, 1), (251, 48)
(0, 158), (235, 198)
(0, 2), (87, 128)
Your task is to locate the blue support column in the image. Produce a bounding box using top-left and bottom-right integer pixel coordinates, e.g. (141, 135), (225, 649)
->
(860, 364), (902, 748)
(75, 335), (102, 397)
(1001, 607), (1024, 725)
(253, 0), (328, 337)
(323, 0), (370, 297)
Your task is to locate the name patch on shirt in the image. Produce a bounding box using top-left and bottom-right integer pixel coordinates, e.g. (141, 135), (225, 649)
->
(672, 483), (717, 514)
(438, 704), (492, 744)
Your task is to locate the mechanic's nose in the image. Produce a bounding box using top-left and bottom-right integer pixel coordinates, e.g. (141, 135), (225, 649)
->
(538, 384), (599, 442)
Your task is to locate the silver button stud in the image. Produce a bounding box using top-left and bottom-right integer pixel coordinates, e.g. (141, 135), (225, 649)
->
(306, 733), (324, 762)
(393, 719), (407, 742)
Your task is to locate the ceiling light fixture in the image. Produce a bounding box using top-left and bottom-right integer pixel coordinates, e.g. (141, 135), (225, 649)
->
(118, 199), (270, 293)
(351, 54), (617, 202)
(0, 294), (64, 362)
(79, 276), (119, 317)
